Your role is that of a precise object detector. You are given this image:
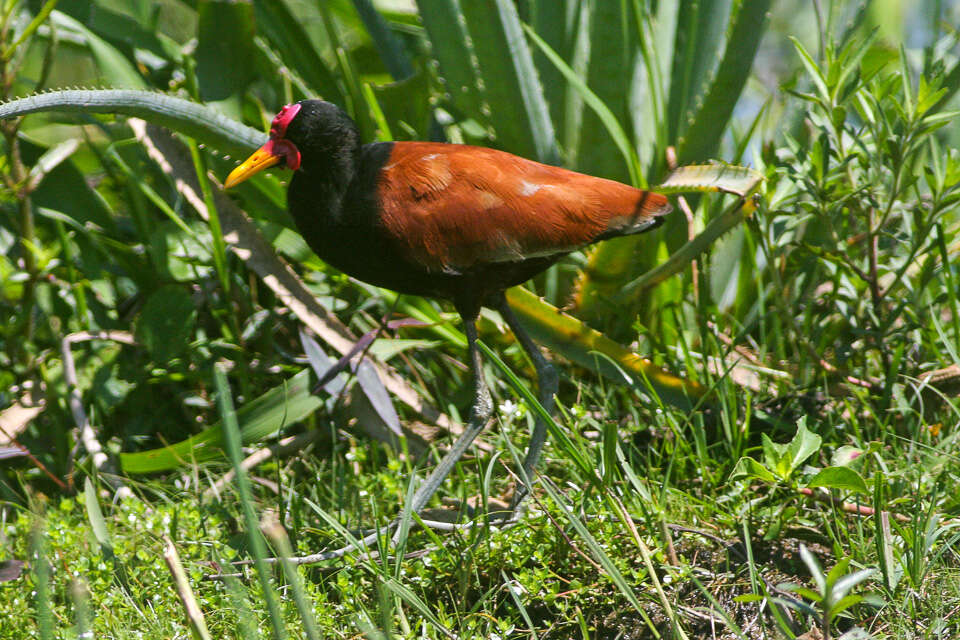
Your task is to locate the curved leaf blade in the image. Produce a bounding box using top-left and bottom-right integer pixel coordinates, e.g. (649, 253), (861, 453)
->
(119, 369), (321, 473)
(196, 0), (257, 105)
(0, 90), (267, 158)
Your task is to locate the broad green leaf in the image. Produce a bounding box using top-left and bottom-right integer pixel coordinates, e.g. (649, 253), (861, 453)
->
(632, 3), (671, 174)
(460, 0), (558, 162)
(134, 284), (197, 362)
(932, 58), (960, 114)
(788, 585), (824, 603)
(150, 220), (212, 282)
(370, 72), (433, 140)
(523, 23), (641, 187)
(50, 11), (146, 89)
(368, 339), (439, 362)
(352, 0), (414, 80)
(415, 0), (486, 119)
(806, 467), (869, 494)
(761, 433), (787, 477)
(83, 2), (184, 67)
(196, 0), (256, 107)
(782, 416), (822, 478)
(708, 227), (746, 311)
(120, 368), (321, 473)
(831, 445), (865, 467)
(530, 0), (577, 137)
(831, 568), (877, 604)
(763, 416), (821, 480)
(730, 456), (777, 483)
(666, 0), (733, 142)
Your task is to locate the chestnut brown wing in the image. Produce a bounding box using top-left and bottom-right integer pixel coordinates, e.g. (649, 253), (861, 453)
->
(377, 142), (672, 273)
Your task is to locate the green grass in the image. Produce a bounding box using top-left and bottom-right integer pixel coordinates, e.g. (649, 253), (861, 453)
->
(4, 355), (960, 637)
(3, 0), (960, 638)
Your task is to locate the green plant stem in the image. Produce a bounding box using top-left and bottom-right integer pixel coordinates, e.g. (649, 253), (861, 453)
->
(1, 0), (58, 60)
(2, 118), (38, 356)
(54, 219), (89, 329)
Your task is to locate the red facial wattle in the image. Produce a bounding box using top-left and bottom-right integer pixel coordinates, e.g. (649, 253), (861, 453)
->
(224, 103), (302, 188)
(262, 137), (301, 171)
(267, 103), (302, 170)
(270, 103), (301, 138)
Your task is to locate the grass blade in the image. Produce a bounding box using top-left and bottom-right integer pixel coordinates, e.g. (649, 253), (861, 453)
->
(30, 524), (54, 640)
(538, 479), (660, 634)
(261, 517), (322, 640)
(214, 364), (287, 640)
(163, 536), (213, 640)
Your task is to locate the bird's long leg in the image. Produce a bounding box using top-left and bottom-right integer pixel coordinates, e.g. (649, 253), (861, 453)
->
(404, 313), (494, 516)
(497, 296), (558, 510)
(270, 314), (492, 562)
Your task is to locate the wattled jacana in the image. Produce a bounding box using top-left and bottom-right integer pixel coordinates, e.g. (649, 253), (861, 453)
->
(225, 100), (672, 517)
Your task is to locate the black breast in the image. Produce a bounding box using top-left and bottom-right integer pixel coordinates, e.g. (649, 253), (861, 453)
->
(288, 142), (450, 296)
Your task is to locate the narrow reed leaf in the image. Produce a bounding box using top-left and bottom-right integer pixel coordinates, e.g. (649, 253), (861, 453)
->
(538, 480), (657, 632)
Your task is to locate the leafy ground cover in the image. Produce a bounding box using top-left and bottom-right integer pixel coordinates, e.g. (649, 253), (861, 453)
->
(2, 0), (960, 638)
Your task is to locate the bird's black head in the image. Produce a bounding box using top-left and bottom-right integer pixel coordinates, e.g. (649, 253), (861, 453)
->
(283, 100), (361, 173)
(224, 99), (361, 188)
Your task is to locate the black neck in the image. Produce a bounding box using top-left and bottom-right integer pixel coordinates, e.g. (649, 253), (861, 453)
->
(289, 143), (359, 225)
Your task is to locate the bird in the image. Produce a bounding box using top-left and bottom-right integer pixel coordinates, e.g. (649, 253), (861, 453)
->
(225, 99), (672, 519)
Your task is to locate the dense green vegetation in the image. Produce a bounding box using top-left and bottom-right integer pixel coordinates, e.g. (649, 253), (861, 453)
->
(1, 0), (960, 638)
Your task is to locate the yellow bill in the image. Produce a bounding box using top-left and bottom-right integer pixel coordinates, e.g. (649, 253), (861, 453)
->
(224, 143), (284, 189)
